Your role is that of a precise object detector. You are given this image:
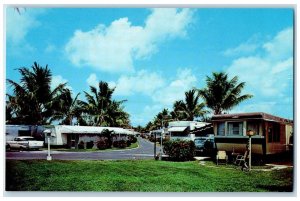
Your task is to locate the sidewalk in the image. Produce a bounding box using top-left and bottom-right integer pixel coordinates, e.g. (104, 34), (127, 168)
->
(194, 157), (293, 171)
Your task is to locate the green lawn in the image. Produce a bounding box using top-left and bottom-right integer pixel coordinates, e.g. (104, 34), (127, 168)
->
(6, 159), (293, 192)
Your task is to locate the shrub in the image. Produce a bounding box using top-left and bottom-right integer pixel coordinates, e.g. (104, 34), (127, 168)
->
(163, 139), (195, 161)
(86, 141), (94, 149)
(96, 139), (110, 150)
(113, 140), (127, 148)
(128, 135), (137, 143)
(78, 141), (85, 149)
(118, 140), (127, 148)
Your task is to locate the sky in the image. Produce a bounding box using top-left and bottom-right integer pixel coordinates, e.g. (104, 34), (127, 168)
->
(5, 7), (294, 127)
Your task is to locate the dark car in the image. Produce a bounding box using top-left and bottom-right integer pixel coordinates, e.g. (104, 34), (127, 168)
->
(194, 137), (207, 153)
(194, 135), (216, 155)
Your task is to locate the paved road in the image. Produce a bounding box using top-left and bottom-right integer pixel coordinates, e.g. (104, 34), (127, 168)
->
(6, 137), (161, 160)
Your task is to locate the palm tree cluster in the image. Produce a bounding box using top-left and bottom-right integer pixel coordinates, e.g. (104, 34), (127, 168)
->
(6, 62), (130, 127)
(145, 89), (207, 131)
(144, 72), (253, 132)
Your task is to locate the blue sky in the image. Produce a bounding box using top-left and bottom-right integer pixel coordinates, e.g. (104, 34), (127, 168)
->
(6, 7), (294, 126)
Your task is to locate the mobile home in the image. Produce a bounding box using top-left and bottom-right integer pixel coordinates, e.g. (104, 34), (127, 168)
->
(168, 121), (212, 141)
(211, 112), (293, 155)
(6, 125), (135, 149)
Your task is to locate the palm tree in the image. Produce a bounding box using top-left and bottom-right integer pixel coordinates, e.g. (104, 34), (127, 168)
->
(171, 90), (207, 121)
(50, 88), (81, 125)
(79, 81), (129, 127)
(6, 62), (67, 125)
(198, 72), (253, 115)
(153, 108), (170, 129)
(181, 89), (207, 121)
(170, 100), (187, 121)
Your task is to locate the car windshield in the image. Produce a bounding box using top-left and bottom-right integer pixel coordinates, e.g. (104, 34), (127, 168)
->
(22, 137), (36, 141)
(195, 139), (206, 144)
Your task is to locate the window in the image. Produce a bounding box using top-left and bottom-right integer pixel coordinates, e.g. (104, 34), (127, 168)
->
(227, 122), (243, 136)
(268, 123), (280, 143)
(247, 122), (259, 135)
(217, 123), (225, 136)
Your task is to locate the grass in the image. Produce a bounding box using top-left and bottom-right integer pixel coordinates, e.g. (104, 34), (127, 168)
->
(6, 159), (293, 192)
(41, 142), (139, 152)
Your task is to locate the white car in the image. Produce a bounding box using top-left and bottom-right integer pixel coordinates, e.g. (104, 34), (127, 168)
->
(6, 136), (44, 151)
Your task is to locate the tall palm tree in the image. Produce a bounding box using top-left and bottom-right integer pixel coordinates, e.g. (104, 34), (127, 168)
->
(50, 88), (81, 125)
(198, 72), (253, 115)
(78, 81), (129, 127)
(153, 108), (170, 129)
(171, 90), (207, 121)
(181, 89), (207, 121)
(170, 100), (187, 121)
(6, 62), (67, 125)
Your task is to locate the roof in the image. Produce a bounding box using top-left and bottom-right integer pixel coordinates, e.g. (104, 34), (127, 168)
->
(56, 125), (134, 135)
(168, 126), (187, 132)
(211, 112), (293, 124)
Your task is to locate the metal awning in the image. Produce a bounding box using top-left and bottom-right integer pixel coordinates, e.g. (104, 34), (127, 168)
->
(168, 126), (187, 132)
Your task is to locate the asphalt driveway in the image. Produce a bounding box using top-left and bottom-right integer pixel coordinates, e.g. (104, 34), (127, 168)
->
(6, 137), (161, 160)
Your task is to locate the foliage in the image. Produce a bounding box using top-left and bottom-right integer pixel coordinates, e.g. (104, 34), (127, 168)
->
(171, 89), (207, 121)
(6, 62), (68, 125)
(198, 72), (253, 115)
(51, 88), (81, 125)
(96, 138), (110, 150)
(112, 140), (127, 148)
(86, 141), (94, 149)
(163, 139), (195, 161)
(78, 81), (130, 127)
(128, 135), (137, 143)
(78, 141), (85, 149)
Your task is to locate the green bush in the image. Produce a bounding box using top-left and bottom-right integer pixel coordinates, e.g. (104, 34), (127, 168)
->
(118, 140), (127, 148)
(128, 135), (137, 143)
(96, 139), (110, 150)
(113, 140), (128, 148)
(163, 139), (195, 161)
(78, 141), (85, 149)
(86, 141), (94, 149)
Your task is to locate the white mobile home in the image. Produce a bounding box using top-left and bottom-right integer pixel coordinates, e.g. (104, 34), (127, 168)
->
(168, 121), (212, 141)
(6, 125), (135, 149)
(44, 125), (135, 148)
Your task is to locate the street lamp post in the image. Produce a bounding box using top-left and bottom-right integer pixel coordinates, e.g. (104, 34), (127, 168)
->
(247, 130), (254, 171)
(159, 128), (163, 160)
(43, 129), (52, 161)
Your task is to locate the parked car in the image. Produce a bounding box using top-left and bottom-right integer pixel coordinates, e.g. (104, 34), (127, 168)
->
(6, 136), (44, 151)
(194, 134), (216, 155)
(194, 137), (207, 153)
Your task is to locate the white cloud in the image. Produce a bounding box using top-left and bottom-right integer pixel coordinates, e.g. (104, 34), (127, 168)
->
(52, 75), (73, 91)
(262, 28), (293, 61)
(230, 101), (276, 114)
(86, 73), (99, 88)
(131, 104), (164, 126)
(6, 8), (44, 45)
(223, 34), (261, 57)
(152, 68), (197, 106)
(45, 44), (56, 53)
(65, 8), (194, 73)
(223, 43), (259, 57)
(113, 70), (165, 96)
(226, 27), (293, 116)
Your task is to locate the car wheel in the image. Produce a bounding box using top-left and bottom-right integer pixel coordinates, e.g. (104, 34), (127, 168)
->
(6, 145), (11, 152)
(20, 147), (24, 152)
